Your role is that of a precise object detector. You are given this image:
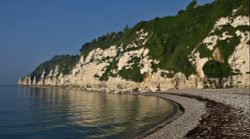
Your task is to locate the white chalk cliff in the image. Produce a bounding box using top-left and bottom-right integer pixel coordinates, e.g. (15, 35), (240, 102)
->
(19, 4), (250, 92)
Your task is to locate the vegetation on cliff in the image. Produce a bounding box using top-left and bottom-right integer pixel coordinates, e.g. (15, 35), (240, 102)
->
(26, 0), (249, 83)
(30, 55), (79, 81)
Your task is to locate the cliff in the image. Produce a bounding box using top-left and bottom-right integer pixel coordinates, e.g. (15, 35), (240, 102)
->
(19, 0), (250, 92)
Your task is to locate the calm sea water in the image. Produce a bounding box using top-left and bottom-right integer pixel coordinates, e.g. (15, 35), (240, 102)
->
(0, 85), (176, 139)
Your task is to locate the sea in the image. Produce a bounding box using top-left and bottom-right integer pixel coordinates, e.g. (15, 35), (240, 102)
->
(0, 85), (176, 139)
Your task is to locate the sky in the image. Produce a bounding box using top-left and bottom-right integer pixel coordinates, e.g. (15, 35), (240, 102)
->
(0, 0), (213, 85)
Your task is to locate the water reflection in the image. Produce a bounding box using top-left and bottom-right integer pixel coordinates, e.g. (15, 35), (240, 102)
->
(17, 87), (175, 138)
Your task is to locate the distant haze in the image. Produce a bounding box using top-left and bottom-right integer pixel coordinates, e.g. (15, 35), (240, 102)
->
(0, 0), (213, 85)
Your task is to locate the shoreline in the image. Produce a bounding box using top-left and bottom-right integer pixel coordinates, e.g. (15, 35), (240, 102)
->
(18, 85), (250, 138)
(134, 93), (185, 139)
(141, 88), (250, 139)
(139, 92), (206, 139)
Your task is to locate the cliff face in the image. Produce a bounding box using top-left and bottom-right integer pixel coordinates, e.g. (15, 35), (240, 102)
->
(19, 0), (250, 92)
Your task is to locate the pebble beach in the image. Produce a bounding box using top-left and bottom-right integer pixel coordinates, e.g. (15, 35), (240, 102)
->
(141, 88), (250, 139)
